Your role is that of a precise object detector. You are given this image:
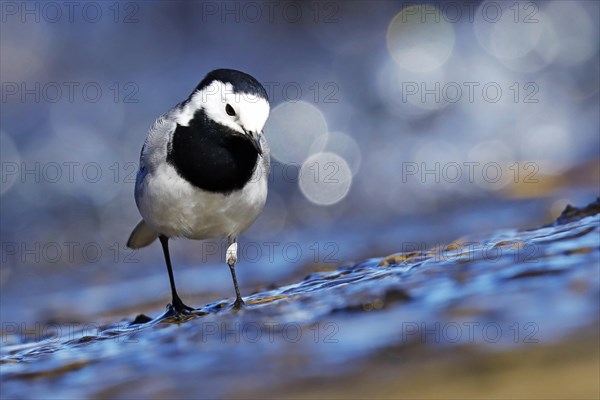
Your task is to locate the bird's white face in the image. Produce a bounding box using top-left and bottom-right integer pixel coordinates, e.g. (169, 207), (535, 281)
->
(181, 80), (270, 136)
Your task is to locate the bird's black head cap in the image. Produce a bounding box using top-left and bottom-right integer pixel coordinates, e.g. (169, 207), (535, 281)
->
(194, 69), (269, 102)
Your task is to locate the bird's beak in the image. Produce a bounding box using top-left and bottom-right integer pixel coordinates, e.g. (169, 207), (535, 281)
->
(244, 129), (263, 155)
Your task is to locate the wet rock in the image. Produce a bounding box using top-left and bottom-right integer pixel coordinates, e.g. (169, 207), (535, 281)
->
(554, 198), (600, 225)
(1, 199), (598, 399)
(129, 314), (153, 325)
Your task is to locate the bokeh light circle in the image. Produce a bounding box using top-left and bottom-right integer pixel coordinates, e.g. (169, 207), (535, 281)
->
(387, 5), (455, 72)
(263, 101), (328, 165)
(541, 1), (598, 66)
(474, 1), (543, 60)
(299, 152), (352, 206)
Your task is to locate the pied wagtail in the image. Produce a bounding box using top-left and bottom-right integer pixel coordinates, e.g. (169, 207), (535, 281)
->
(127, 69), (270, 313)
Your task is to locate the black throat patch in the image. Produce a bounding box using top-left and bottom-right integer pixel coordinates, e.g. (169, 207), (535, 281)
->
(166, 109), (260, 194)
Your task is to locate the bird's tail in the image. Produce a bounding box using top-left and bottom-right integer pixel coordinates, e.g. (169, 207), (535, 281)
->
(127, 220), (158, 249)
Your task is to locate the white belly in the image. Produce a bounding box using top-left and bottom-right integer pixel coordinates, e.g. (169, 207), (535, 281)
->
(136, 162), (268, 240)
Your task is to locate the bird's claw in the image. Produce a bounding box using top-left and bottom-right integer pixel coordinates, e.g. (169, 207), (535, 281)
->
(232, 297), (245, 310)
(169, 298), (195, 314)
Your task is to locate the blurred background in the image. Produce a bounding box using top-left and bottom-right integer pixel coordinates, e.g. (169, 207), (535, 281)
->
(1, 0), (599, 351)
(1, 1), (599, 398)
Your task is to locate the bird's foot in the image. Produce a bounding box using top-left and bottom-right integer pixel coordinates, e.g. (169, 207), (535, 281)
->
(168, 297), (195, 315)
(232, 297), (245, 310)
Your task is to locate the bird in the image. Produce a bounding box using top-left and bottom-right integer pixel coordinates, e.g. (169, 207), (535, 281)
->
(126, 68), (270, 313)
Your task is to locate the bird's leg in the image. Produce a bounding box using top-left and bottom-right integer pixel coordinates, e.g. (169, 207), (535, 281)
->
(226, 237), (244, 309)
(159, 235), (194, 313)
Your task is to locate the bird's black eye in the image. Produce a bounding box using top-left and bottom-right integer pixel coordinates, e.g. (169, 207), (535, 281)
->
(225, 104), (236, 116)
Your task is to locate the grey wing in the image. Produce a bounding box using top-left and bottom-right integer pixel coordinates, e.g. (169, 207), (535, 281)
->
(140, 110), (179, 174)
(129, 105), (184, 249)
(134, 111), (177, 204)
(259, 132), (271, 179)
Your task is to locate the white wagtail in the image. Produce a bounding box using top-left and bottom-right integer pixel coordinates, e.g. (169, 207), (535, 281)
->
(127, 69), (270, 312)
